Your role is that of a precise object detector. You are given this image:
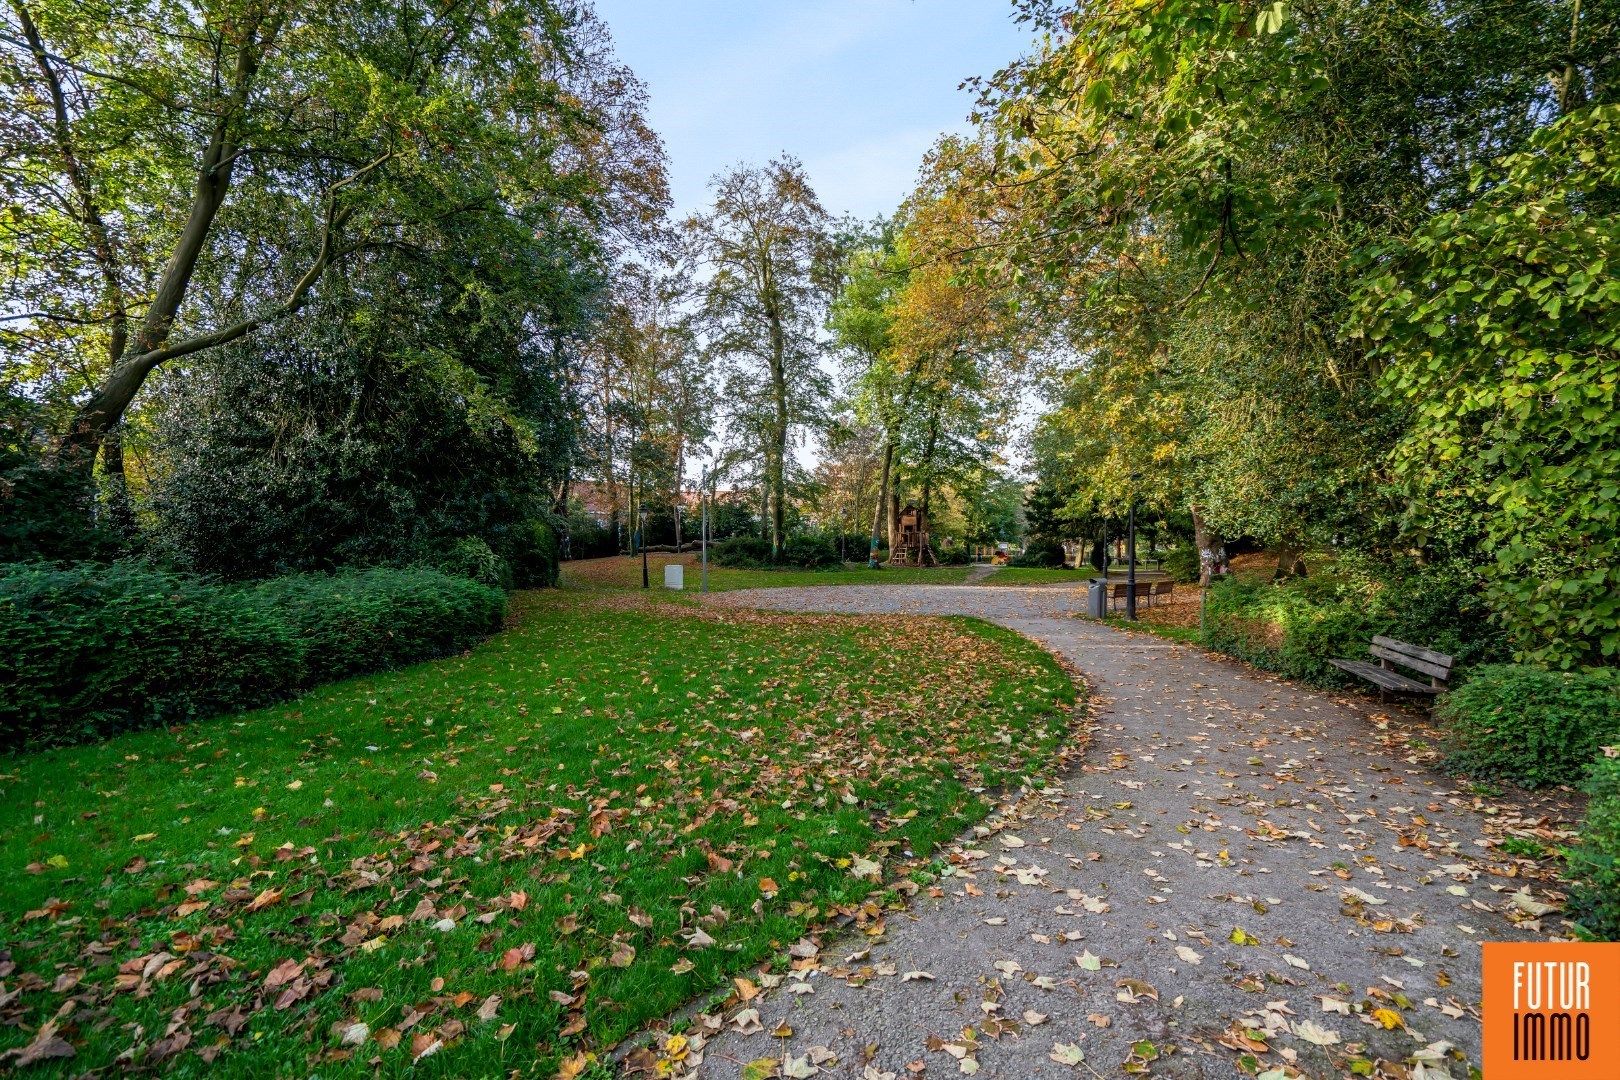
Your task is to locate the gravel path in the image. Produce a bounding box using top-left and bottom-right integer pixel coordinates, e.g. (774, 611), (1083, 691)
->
(687, 585), (1558, 1080)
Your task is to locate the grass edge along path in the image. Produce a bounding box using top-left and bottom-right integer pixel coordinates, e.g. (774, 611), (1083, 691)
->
(562, 554), (971, 592)
(0, 590), (1078, 1078)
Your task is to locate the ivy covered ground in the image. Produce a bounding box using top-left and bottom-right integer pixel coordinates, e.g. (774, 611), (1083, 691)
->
(0, 587), (1075, 1076)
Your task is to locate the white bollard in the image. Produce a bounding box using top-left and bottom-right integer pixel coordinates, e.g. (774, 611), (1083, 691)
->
(664, 564), (684, 590)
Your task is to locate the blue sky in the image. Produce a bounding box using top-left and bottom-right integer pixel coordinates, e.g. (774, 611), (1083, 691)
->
(591, 0), (1038, 221)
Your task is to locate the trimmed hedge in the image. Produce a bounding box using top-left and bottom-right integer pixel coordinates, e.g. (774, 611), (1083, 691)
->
(1437, 665), (1620, 789)
(0, 562), (505, 749)
(1567, 755), (1620, 941)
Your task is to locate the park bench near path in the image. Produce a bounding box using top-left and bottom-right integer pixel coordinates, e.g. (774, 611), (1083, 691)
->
(1329, 634), (1455, 703)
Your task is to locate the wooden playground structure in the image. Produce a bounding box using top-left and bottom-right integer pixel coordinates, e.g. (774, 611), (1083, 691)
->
(888, 505), (937, 567)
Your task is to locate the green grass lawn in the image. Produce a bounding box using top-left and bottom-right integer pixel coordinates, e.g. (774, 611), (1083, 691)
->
(0, 591), (1075, 1077)
(1103, 613), (1205, 644)
(981, 566), (1096, 586)
(563, 553), (971, 591)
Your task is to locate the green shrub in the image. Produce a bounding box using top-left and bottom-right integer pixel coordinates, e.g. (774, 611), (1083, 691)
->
(436, 536), (512, 589)
(1010, 540), (1066, 568)
(710, 534), (773, 568)
(1202, 560), (1511, 688)
(1437, 665), (1620, 789)
(779, 532), (840, 569)
(711, 532), (842, 570)
(0, 562), (504, 748)
(936, 545), (972, 566)
(1162, 546), (1200, 584)
(1566, 755), (1620, 941)
(505, 517), (561, 588)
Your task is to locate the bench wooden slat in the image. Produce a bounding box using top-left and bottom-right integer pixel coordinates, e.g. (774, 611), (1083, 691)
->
(1328, 659), (1442, 695)
(1372, 636), (1454, 671)
(1368, 643), (1451, 681)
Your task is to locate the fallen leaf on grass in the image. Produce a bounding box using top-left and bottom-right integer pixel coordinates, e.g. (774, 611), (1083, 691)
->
(5, 1022), (75, 1067)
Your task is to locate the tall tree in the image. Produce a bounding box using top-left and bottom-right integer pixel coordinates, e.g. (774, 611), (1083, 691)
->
(687, 157), (832, 558)
(1, 0), (665, 475)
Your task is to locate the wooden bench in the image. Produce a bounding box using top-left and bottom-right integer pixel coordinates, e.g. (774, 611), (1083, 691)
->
(1108, 582), (1153, 611)
(1328, 636), (1454, 702)
(1150, 581), (1174, 607)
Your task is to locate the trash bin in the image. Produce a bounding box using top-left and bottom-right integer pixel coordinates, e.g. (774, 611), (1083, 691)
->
(1087, 578), (1108, 618)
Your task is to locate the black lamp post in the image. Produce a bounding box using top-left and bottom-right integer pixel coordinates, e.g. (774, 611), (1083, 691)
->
(639, 506), (649, 589)
(1125, 471), (1140, 621)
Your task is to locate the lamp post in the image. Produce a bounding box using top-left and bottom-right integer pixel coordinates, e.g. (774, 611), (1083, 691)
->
(1125, 471), (1140, 621)
(639, 506), (649, 589)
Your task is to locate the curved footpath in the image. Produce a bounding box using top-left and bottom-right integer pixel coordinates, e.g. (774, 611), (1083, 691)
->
(688, 584), (1559, 1079)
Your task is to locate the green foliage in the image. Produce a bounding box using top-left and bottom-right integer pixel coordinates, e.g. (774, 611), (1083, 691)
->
(1203, 562), (1510, 687)
(710, 532), (841, 570)
(1022, 482), (1067, 544)
(1010, 540), (1066, 568)
(503, 517), (561, 589)
(1437, 665), (1620, 789)
(436, 537), (512, 591)
(144, 265), (574, 580)
(0, 562), (503, 748)
(985, 0), (1618, 670)
(1359, 105), (1620, 667)
(0, 393), (119, 562)
(1567, 756), (1620, 941)
(1162, 545), (1200, 584)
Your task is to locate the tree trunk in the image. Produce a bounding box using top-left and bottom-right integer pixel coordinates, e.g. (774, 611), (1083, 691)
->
(870, 439), (893, 566)
(919, 402), (939, 518)
(673, 440), (684, 549)
(61, 27), (266, 465)
(98, 426), (136, 537)
(894, 472), (907, 550)
(767, 342), (788, 559)
(1191, 504), (1224, 586)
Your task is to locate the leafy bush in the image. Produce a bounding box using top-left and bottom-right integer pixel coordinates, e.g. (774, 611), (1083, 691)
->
(1162, 545), (1200, 584)
(436, 536), (512, 589)
(936, 545), (972, 566)
(1203, 560), (1511, 687)
(710, 534), (773, 568)
(0, 562), (504, 748)
(780, 532), (840, 569)
(2, 391), (122, 563)
(502, 517), (560, 588)
(562, 512), (618, 560)
(1566, 756), (1620, 941)
(1437, 666), (1620, 789)
(711, 532), (843, 570)
(1010, 540), (1066, 568)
